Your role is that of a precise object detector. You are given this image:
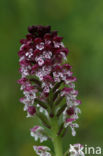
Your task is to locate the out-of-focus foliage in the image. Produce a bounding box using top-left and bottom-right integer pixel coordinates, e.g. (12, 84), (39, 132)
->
(0, 0), (103, 156)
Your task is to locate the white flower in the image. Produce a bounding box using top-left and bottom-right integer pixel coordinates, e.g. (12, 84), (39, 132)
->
(43, 51), (52, 59)
(60, 52), (67, 60)
(20, 44), (25, 50)
(64, 119), (79, 136)
(53, 72), (61, 82)
(36, 42), (44, 50)
(25, 48), (33, 59)
(30, 126), (48, 143)
(33, 146), (51, 156)
(37, 104), (49, 117)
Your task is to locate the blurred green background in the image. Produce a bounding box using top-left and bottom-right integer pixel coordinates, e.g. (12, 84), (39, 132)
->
(0, 0), (103, 155)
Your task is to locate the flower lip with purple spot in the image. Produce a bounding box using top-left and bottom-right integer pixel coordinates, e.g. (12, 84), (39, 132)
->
(66, 118), (75, 123)
(62, 87), (73, 93)
(53, 65), (62, 72)
(66, 107), (75, 116)
(76, 100), (81, 105)
(17, 77), (27, 84)
(31, 126), (40, 132)
(24, 86), (34, 91)
(27, 106), (36, 115)
(66, 76), (77, 82)
(63, 64), (72, 70)
(43, 75), (54, 82)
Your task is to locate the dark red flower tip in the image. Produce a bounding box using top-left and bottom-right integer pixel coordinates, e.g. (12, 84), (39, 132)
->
(17, 77), (27, 84)
(28, 26), (38, 34)
(54, 49), (61, 54)
(62, 48), (69, 55)
(21, 44), (30, 51)
(34, 38), (42, 44)
(43, 75), (54, 82)
(43, 25), (51, 33)
(63, 64), (72, 70)
(44, 33), (52, 40)
(18, 50), (25, 57)
(53, 36), (63, 42)
(44, 59), (52, 66)
(51, 31), (58, 37)
(62, 87), (73, 93)
(45, 43), (52, 50)
(31, 64), (38, 74)
(20, 39), (27, 44)
(24, 86), (34, 91)
(66, 107), (75, 116)
(27, 106), (36, 115)
(53, 65), (62, 72)
(66, 76), (77, 82)
(55, 54), (63, 62)
(33, 49), (41, 56)
(26, 33), (33, 40)
(19, 59), (31, 66)
(28, 25), (51, 38)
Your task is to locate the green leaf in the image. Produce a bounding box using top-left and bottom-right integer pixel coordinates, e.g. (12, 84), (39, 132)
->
(64, 150), (69, 156)
(61, 128), (68, 137)
(56, 103), (67, 117)
(37, 112), (51, 129)
(57, 122), (64, 135)
(55, 96), (65, 106)
(53, 90), (61, 101)
(30, 78), (41, 86)
(48, 89), (53, 104)
(52, 81), (63, 92)
(33, 85), (42, 92)
(35, 98), (48, 109)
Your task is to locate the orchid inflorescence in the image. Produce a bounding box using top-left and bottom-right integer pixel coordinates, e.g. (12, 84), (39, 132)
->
(18, 25), (84, 156)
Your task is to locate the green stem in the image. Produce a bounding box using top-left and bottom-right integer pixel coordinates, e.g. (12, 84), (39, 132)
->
(64, 150), (69, 156)
(51, 117), (63, 156)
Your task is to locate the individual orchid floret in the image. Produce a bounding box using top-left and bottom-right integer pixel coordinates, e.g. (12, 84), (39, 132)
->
(30, 126), (48, 143)
(27, 105), (36, 117)
(33, 146), (51, 156)
(64, 118), (79, 136)
(69, 144), (85, 156)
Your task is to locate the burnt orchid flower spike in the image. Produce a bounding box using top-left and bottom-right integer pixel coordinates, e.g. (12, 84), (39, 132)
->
(18, 25), (84, 156)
